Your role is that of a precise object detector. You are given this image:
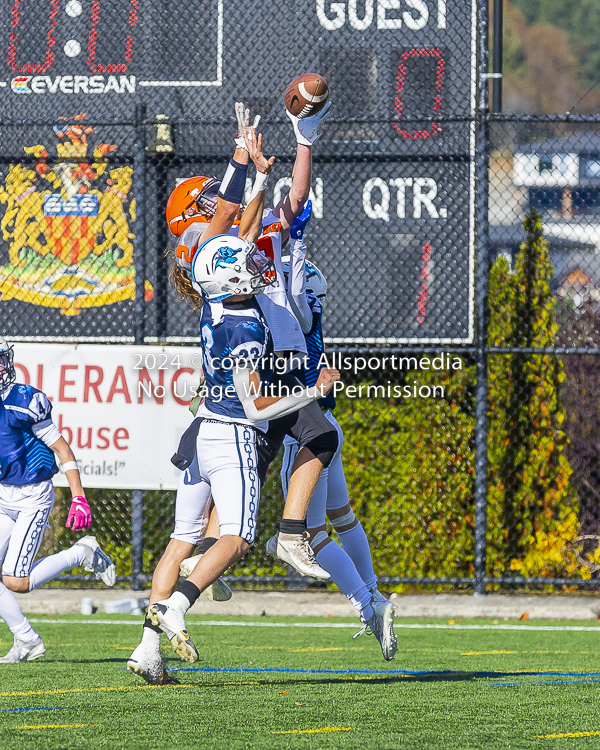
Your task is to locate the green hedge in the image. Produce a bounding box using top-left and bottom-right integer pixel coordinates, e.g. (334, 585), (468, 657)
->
(41, 210), (582, 585)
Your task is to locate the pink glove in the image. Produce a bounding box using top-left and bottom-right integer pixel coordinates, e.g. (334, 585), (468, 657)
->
(66, 496), (92, 531)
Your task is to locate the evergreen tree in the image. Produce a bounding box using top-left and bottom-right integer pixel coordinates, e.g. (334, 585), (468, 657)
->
(486, 208), (577, 575)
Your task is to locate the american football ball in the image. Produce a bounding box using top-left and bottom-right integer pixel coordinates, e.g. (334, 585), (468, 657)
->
(284, 74), (329, 118)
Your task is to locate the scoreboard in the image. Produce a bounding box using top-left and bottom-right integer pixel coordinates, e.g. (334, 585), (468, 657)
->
(3, 0), (222, 104)
(0, 0), (478, 344)
(0, 1), (474, 124)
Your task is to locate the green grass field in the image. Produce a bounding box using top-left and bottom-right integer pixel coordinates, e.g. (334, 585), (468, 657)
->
(2, 614), (600, 749)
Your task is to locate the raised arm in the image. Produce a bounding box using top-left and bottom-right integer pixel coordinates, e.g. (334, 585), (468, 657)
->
(202, 103), (258, 240)
(273, 102), (331, 237)
(287, 202), (313, 333)
(238, 130), (275, 244)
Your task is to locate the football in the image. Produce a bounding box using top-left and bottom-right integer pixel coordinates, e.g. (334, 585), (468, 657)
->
(284, 74), (329, 118)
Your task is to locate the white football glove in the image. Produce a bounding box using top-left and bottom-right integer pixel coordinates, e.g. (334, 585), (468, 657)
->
(235, 102), (260, 151)
(287, 101), (332, 146)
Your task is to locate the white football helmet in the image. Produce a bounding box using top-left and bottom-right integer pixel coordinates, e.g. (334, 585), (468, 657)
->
(281, 256), (328, 298)
(192, 234), (276, 302)
(0, 336), (15, 392)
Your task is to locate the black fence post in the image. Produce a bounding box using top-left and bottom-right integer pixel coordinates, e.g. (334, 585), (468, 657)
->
(474, 0), (491, 596)
(131, 490), (145, 590)
(154, 157), (171, 340)
(134, 104), (147, 346)
(491, 0), (503, 113)
(132, 105), (147, 590)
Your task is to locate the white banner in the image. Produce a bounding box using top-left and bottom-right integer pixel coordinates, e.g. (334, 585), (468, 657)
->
(13, 343), (203, 490)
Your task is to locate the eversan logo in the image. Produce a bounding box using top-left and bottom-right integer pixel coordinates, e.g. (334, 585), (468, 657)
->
(10, 75), (136, 95)
(11, 76), (31, 94)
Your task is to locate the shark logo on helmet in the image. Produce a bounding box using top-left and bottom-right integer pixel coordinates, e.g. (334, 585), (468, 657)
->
(214, 246), (242, 270)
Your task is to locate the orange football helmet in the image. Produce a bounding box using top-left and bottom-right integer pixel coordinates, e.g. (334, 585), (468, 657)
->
(166, 176), (220, 238)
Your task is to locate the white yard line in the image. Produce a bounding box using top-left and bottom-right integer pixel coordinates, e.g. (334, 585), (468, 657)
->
(26, 619), (600, 632)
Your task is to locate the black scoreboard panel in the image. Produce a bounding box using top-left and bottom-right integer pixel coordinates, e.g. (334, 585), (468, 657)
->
(0, 0), (477, 344)
(157, 157), (474, 343)
(0, 1), (475, 126)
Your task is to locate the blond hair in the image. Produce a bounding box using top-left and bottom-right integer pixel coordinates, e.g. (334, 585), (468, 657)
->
(167, 249), (203, 310)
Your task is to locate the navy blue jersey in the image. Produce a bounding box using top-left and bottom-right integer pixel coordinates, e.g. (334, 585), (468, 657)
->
(0, 384), (58, 485)
(200, 297), (274, 421)
(304, 295), (336, 412)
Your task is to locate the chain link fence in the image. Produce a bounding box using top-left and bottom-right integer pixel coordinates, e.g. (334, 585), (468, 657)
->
(2, 1), (600, 591)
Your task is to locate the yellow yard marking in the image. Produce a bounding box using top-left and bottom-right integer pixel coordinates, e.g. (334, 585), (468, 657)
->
(538, 731), (600, 739)
(0, 684), (195, 698)
(291, 647), (362, 653)
(15, 724), (102, 730)
(227, 645), (369, 653)
(0, 680), (261, 699)
(273, 727), (353, 734)
(462, 650), (519, 656)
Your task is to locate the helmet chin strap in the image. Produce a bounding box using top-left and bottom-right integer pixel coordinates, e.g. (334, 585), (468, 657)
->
(0, 372), (14, 394)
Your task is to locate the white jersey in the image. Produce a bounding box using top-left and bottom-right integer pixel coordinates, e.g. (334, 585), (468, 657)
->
(255, 210), (307, 356)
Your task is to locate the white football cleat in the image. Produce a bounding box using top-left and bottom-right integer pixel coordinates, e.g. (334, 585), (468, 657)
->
(78, 536), (116, 587)
(127, 642), (178, 685)
(353, 599), (398, 661)
(179, 554), (232, 602)
(148, 602), (198, 663)
(0, 637), (45, 663)
(179, 554), (201, 579)
(266, 532), (330, 580)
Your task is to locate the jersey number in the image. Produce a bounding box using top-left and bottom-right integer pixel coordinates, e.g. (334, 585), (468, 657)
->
(257, 235), (274, 260)
(201, 324), (215, 377)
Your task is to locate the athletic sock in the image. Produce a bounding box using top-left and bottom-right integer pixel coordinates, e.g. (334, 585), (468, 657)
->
(279, 519), (306, 535)
(28, 544), (87, 591)
(315, 542), (374, 622)
(167, 581), (201, 613)
(0, 582), (39, 642)
(142, 617), (161, 647)
(196, 537), (217, 554)
(336, 522), (378, 591)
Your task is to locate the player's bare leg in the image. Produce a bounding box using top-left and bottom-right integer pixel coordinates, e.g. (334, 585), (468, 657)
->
(127, 539), (193, 685)
(184, 535), (248, 593)
(179, 504), (233, 601)
(206, 503), (220, 538)
(267, 447), (332, 580)
(149, 536), (249, 663)
(148, 539), (195, 605)
(282, 448), (323, 520)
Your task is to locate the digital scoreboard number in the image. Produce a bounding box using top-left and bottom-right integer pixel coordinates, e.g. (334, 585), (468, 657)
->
(1, 0), (222, 104)
(0, 0), (478, 344)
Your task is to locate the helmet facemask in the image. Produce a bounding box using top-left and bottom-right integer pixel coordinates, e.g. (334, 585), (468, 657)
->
(246, 245), (277, 292)
(0, 339), (16, 393)
(187, 178), (220, 219)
